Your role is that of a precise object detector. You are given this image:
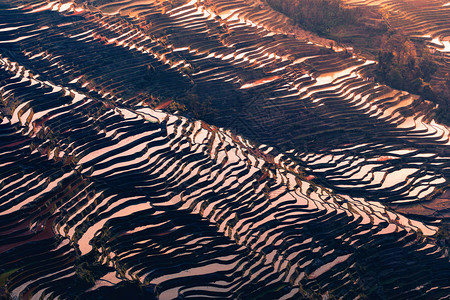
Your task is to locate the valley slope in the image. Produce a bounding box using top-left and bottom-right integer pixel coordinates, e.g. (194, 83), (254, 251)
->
(0, 0), (449, 299)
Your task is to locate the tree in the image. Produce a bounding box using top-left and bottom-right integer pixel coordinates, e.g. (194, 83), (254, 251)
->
(410, 78), (423, 94)
(387, 69), (403, 89)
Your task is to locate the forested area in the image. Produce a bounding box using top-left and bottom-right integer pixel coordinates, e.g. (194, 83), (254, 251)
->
(377, 34), (436, 101)
(375, 35), (449, 124)
(266, 0), (355, 34)
(266, 0), (386, 43)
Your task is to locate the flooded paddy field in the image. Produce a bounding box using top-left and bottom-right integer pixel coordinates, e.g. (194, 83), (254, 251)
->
(0, 0), (449, 299)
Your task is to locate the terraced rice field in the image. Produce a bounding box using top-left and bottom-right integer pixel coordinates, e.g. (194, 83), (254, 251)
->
(0, 0), (449, 299)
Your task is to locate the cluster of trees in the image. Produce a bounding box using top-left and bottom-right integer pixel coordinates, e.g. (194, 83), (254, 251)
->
(266, 0), (355, 34)
(376, 33), (437, 100)
(266, 0), (388, 54)
(375, 33), (449, 125)
(433, 78), (450, 124)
